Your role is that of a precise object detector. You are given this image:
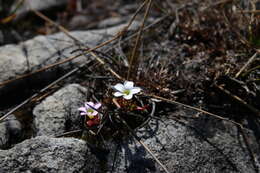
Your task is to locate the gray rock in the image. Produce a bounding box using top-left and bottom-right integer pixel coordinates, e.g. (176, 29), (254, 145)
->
(111, 114), (257, 173)
(12, 0), (67, 17)
(9, 95), (259, 173)
(0, 121), (9, 149)
(0, 114), (22, 149)
(0, 22), (139, 84)
(98, 17), (128, 28)
(0, 136), (99, 173)
(6, 114), (23, 144)
(68, 15), (92, 29)
(33, 84), (87, 136)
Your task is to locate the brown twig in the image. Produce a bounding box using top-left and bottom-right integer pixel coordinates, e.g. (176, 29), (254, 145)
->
(55, 129), (83, 138)
(240, 10), (260, 14)
(0, 63), (85, 122)
(112, 95), (170, 173)
(32, 9), (123, 80)
(235, 52), (258, 78)
(214, 84), (260, 118)
(127, 0), (152, 80)
(222, 6), (252, 47)
(117, 116), (171, 173)
(239, 127), (260, 173)
(0, 36), (119, 87)
(145, 94), (245, 128)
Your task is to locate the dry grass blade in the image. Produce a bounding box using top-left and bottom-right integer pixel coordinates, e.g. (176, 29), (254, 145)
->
(118, 117), (171, 173)
(0, 34), (121, 87)
(113, 97), (170, 173)
(215, 85), (260, 118)
(32, 9), (123, 80)
(81, 0), (149, 52)
(222, 6), (251, 47)
(239, 127), (260, 173)
(146, 94), (245, 129)
(240, 10), (260, 14)
(235, 52), (258, 78)
(127, 0), (152, 80)
(32, 9), (80, 44)
(55, 129), (83, 138)
(0, 63), (86, 122)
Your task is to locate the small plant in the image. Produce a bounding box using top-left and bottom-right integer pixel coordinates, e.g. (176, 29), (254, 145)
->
(78, 81), (147, 129)
(78, 102), (102, 127)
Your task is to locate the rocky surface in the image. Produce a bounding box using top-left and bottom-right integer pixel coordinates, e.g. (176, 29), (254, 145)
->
(0, 115), (22, 149)
(12, 0), (67, 17)
(111, 114), (258, 173)
(2, 82), (259, 172)
(0, 22), (139, 84)
(33, 84), (87, 136)
(32, 83), (259, 172)
(98, 17), (129, 28)
(0, 120), (8, 149)
(0, 136), (99, 173)
(0, 21), (140, 108)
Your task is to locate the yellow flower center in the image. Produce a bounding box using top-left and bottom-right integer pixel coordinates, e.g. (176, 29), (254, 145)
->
(123, 89), (130, 95)
(87, 109), (94, 113)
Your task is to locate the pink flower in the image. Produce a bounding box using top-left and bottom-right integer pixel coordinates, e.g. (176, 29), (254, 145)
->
(78, 102), (101, 119)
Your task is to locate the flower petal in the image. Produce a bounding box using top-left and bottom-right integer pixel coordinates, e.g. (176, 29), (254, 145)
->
(124, 81), (134, 89)
(113, 83), (125, 92)
(91, 111), (98, 116)
(131, 87), (141, 94)
(123, 93), (133, 100)
(94, 103), (102, 109)
(78, 107), (86, 112)
(85, 102), (94, 108)
(113, 92), (124, 97)
(80, 112), (87, 115)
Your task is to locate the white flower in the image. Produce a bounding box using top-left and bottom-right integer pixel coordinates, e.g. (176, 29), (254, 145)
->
(113, 81), (141, 100)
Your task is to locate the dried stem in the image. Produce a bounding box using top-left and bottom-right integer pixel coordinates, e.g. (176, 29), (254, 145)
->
(145, 94), (245, 129)
(214, 84), (260, 118)
(127, 0), (153, 80)
(235, 52), (258, 78)
(0, 63), (85, 122)
(239, 127), (260, 173)
(118, 116), (171, 173)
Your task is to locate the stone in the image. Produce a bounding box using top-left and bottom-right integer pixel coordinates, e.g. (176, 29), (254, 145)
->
(6, 114), (23, 145)
(0, 136), (100, 173)
(68, 15), (92, 29)
(0, 114), (22, 149)
(0, 121), (9, 149)
(0, 22), (139, 86)
(33, 84), (87, 136)
(12, 0), (67, 17)
(98, 17), (128, 28)
(111, 113), (257, 173)
(8, 93), (260, 172)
